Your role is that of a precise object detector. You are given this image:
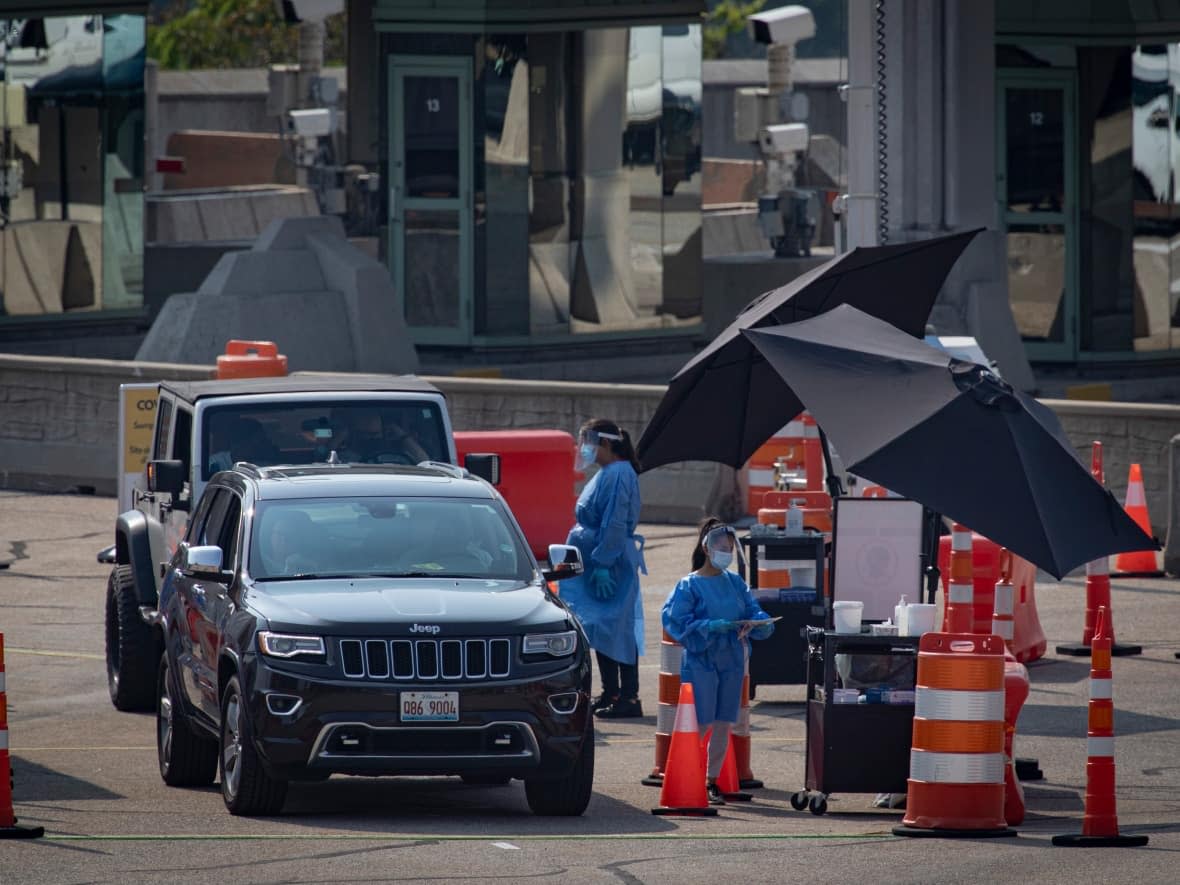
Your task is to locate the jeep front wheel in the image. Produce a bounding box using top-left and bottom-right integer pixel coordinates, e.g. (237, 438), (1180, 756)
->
(219, 675), (287, 816)
(105, 564), (157, 711)
(524, 722), (595, 816)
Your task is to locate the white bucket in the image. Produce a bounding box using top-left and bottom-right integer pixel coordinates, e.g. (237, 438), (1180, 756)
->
(833, 600), (863, 634)
(901, 603), (937, 636)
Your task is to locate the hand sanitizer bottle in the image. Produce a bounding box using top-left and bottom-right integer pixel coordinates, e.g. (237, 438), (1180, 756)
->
(786, 499), (804, 535)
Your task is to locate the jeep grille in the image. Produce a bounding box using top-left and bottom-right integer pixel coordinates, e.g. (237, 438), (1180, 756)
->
(339, 638), (512, 681)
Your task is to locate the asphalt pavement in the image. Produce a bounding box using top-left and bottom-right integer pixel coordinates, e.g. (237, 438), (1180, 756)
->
(1, 490), (1178, 884)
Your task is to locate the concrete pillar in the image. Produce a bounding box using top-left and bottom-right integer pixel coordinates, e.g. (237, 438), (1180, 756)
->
(345, 0), (376, 166)
(1166, 434), (1180, 577)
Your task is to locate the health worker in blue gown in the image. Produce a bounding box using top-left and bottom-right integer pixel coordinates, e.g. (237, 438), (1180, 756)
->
(662, 518), (774, 805)
(562, 418), (647, 719)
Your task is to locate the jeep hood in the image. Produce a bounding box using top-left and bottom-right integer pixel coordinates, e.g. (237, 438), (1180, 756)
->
(246, 578), (570, 634)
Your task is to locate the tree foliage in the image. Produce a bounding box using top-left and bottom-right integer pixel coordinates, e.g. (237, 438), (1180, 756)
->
(704, 0), (766, 60)
(147, 0), (346, 70)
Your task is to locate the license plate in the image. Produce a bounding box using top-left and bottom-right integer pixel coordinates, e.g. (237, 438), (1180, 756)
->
(400, 691), (459, 722)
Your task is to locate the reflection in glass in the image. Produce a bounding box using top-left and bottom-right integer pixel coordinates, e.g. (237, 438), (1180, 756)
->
(404, 209), (460, 327)
(624, 26), (663, 317)
(1129, 45), (1180, 351)
(1007, 223), (1067, 342)
(1005, 87), (1065, 213)
(660, 24), (702, 319)
(0, 14), (145, 319)
(404, 75), (460, 198)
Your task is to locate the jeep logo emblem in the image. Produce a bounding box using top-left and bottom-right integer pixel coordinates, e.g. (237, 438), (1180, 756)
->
(409, 624), (441, 635)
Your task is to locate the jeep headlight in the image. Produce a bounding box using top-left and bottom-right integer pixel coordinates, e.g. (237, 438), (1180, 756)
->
(258, 631), (325, 659)
(522, 630), (578, 657)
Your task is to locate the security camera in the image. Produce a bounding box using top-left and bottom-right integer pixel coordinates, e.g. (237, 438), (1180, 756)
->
(759, 123), (810, 155)
(287, 108), (333, 138)
(748, 5), (816, 46)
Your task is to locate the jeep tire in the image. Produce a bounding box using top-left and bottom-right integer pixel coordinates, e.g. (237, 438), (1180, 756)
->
(220, 675), (287, 816)
(157, 654), (217, 787)
(105, 564), (157, 711)
(523, 721), (595, 816)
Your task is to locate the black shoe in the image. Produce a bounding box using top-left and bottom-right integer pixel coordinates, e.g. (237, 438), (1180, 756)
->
(706, 781), (726, 806)
(591, 693), (619, 713)
(595, 697), (643, 719)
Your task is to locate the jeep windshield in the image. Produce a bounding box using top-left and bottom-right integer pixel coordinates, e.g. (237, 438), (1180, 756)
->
(201, 401), (449, 480)
(249, 496), (536, 583)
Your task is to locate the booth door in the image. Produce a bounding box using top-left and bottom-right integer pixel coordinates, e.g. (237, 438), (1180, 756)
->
(388, 56), (473, 345)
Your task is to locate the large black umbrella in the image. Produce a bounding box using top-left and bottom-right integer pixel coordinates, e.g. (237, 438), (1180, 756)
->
(637, 230), (982, 474)
(743, 305), (1158, 579)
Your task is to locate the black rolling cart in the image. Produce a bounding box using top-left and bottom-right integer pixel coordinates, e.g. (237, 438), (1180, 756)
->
(790, 629), (919, 815)
(738, 533), (828, 693)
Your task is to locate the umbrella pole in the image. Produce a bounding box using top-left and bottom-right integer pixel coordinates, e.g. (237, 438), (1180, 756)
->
(815, 427), (846, 498)
(923, 508), (942, 606)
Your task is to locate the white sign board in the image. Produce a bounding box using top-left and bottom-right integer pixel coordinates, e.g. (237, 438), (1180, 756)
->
(831, 497), (925, 621)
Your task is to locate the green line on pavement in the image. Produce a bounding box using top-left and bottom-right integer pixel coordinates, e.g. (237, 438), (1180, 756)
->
(42, 832), (891, 843)
(5, 647), (105, 661)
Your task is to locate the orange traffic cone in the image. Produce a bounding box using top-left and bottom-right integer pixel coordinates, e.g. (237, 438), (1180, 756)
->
(642, 631), (682, 787)
(1113, 464), (1162, 577)
(1, 635), (45, 839)
(733, 663), (763, 789)
(714, 734), (752, 802)
(651, 683), (717, 817)
(941, 524), (975, 634)
(1060, 446), (1143, 655)
(1052, 608), (1148, 848)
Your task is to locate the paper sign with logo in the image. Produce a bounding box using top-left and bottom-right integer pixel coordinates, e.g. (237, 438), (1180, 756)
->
(830, 497), (924, 621)
(119, 383), (159, 514)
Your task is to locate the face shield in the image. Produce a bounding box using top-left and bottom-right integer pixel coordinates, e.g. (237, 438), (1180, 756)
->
(576, 428), (622, 470)
(703, 524), (745, 573)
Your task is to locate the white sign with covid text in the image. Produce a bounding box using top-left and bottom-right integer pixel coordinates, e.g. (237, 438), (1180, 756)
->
(119, 384), (159, 514)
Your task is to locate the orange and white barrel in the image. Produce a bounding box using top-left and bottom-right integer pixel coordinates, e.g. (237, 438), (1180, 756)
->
(743, 416), (806, 515)
(643, 631), (683, 785)
(897, 632), (1009, 834)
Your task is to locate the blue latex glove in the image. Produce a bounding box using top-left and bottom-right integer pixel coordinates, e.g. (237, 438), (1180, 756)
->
(706, 618), (736, 634)
(590, 568), (616, 600)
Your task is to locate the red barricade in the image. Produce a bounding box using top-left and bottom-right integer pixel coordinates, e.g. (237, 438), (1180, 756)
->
(454, 430), (578, 562)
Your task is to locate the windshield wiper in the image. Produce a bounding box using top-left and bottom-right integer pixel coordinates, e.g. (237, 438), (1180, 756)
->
(369, 572), (487, 580)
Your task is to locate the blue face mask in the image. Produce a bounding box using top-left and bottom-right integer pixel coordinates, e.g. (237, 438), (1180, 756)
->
(579, 442), (597, 467)
(709, 550), (733, 571)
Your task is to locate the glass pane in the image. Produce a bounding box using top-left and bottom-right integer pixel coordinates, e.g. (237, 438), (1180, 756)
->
(625, 26), (663, 317)
(1008, 223), (1067, 342)
(1130, 45), (1180, 351)
(404, 208), (460, 327)
(1005, 87), (1065, 213)
(660, 23), (702, 320)
(403, 75), (459, 198)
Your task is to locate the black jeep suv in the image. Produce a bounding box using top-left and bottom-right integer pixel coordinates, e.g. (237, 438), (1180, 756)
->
(153, 462), (591, 816)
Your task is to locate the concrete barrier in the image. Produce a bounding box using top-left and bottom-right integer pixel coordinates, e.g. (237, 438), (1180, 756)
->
(0, 353), (1177, 536)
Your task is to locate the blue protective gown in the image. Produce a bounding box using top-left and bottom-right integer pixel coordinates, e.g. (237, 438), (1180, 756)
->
(562, 460), (647, 663)
(662, 571), (775, 724)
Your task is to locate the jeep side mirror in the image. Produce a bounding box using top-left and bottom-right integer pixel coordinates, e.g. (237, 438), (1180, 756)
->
(181, 544), (228, 580)
(464, 453), (501, 485)
(543, 544), (583, 582)
(147, 459), (185, 498)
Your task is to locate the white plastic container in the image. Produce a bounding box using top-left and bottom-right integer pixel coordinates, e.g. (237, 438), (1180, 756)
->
(901, 603), (937, 636)
(785, 499), (804, 536)
(894, 595), (908, 630)
(833, 600), (864, 634)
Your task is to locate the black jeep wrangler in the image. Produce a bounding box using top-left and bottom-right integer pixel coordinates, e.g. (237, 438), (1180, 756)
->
(153, 461), (592, 817)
